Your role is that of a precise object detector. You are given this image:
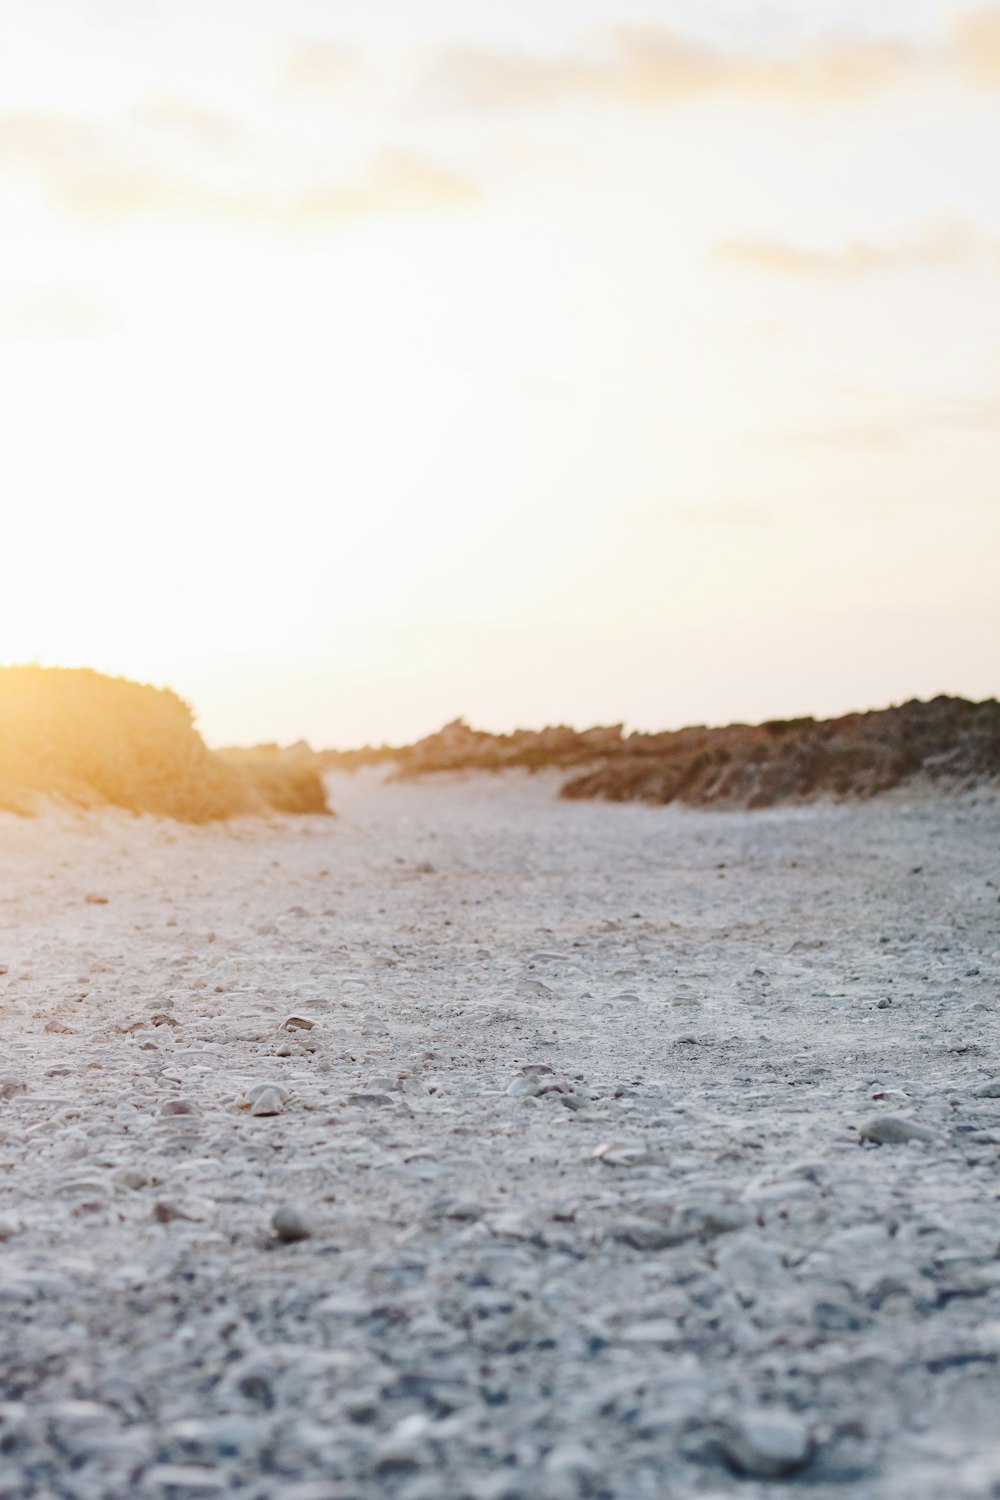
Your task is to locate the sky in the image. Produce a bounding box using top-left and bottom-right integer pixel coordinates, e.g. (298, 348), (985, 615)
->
(0, 0), (998, 747)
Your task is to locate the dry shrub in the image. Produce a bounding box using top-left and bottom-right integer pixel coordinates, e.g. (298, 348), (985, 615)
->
(222, 756), (330, 815)
(559, 696), (1000, 808)
(0, 665), (329, 822)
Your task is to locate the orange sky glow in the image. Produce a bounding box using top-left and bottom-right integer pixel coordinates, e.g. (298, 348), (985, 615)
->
(1, 0), (998, 746)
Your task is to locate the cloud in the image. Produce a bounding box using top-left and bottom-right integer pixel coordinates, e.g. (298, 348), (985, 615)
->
(712, 222), (997, 277)
(294, 149), (477, 225)
(0, 114), (191, 217)
(283, 42), (358, 97)
(0, 113), (476, 228)
(427, 9), (1000, 112)
(131, 93), (247, 151)
(952, 8), (1000, 86)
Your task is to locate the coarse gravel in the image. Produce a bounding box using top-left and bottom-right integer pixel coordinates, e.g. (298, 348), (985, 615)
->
(1, 768), (999, 1499)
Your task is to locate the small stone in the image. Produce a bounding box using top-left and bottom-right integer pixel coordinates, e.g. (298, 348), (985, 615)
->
(272, 1204), (313, 1243)
(282, 1014), (316, 1031)
(612, 1217), (679, 1251)
(153, 1201), (200, 1225)
(250, 1087), (285, 1117)
(346, 1092), (394, 1107)
(160, 1098), (199, 1117)
(592, 1140), (661, 1167)
(84, 894), (109, 905)
(43, 1019), (74, 1034)
(373, 1413), (430, 1474)
(0, 1078), (27, 1100)
(973, 1081), (1000, 1099)
(859, 1115), (935, 1145)
(237, 1081), (290, 1112)
(0, 1215), (20, 1240)
(507, 1076), (541, 1098)
(876, 997), (892, 1009)
(721, 1410), (813, 1479)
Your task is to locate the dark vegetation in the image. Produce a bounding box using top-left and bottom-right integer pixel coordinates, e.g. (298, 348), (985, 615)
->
(251, 697), (1000, 811)
(556, 696), (1000, 807)
(0, 667), (329, 820)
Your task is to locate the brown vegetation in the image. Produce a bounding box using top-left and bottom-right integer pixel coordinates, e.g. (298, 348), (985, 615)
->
(562, 696), (1000, 807)
(284, 697), (998, 810)
(392, 719), (626, 776)
(0, 666), (330, 821)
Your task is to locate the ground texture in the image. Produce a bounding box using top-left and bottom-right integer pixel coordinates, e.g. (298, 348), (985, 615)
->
(1, 770), (999, 1500)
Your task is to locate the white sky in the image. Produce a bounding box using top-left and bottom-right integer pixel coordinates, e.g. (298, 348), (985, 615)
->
(0, 0), (998, 745)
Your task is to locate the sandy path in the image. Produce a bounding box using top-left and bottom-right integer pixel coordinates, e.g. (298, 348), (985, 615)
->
(1, 770), (999, 1499)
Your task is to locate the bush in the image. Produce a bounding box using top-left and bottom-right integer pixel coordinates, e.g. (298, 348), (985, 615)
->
(0, 665), (330, 821)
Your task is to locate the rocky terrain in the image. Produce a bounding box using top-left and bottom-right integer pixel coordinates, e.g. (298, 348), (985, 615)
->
(1, 768), (999, 1499)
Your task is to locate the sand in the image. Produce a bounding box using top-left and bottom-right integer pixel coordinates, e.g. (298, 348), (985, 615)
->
(1, 768), (999, 1499)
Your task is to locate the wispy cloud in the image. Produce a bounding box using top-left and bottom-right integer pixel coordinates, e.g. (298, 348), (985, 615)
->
(427, 9), (1000, 112)
(0, 112), (476, 228)
(294, 149), (476, 225)
(953, 7), (1000, 86)
(283, 42), (359, 98)
(712, 222), (998, 278)
(131, 93), (247, 151)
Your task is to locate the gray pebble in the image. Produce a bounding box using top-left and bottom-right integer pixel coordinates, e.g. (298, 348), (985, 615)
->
(721, 1409), (813, 1479)
(859, 1115), (936, 1145)
(272, 1204), (314, 1243)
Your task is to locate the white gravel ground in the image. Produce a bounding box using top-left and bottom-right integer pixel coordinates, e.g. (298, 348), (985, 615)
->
(1, 768), (999, 1500)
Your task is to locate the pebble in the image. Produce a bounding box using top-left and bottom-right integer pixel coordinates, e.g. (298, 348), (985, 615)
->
(720, 1409), (814, 1479)
(282, 1015), (316, 1031)
(859, 1115), (936, 1145)
(611, 1217), (680, 1252)
(272, 1204), (314, 1243)
(592, 1140), (662, 1167)
(237, 1082), (290, 1115)
(249, 1087), (286, 1117)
